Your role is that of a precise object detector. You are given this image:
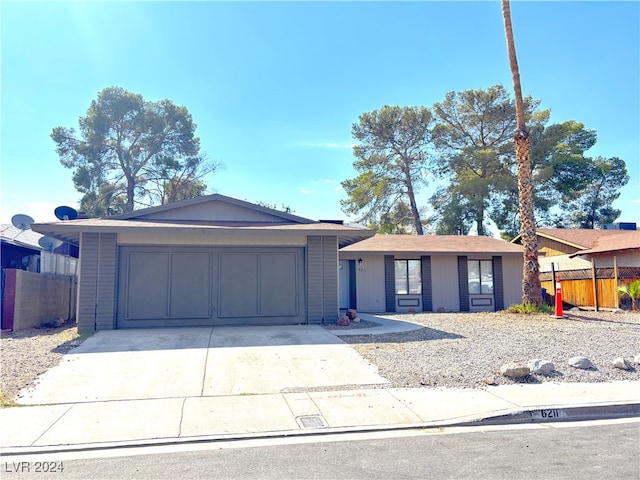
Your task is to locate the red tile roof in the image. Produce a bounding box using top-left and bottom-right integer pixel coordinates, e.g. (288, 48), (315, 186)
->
(341, 234), (523, 254)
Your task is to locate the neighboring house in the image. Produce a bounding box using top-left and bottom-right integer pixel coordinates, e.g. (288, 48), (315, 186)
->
(1, 224), (79, 330)
(568, 230), (640, 267)
(1, 224), (79, 275)
(511, 227), (639, 272)
(31, 194), (374, 333)
(339, 234), (524, 313)
(1, 225), (42, 272)
(512, 227), (640, 309)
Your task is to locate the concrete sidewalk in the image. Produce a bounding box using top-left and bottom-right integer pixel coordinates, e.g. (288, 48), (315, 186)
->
(2, 381), (638, 454)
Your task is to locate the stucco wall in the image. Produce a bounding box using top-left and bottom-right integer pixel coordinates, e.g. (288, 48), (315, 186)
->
(430, 256), (461, 312)
(8, 270), (77, 330)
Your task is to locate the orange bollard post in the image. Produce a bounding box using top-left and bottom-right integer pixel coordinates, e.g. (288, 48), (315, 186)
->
(554, 275), (564, 318)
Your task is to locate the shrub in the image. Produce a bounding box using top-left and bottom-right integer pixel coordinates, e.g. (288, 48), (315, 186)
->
(506, 303), (554, 314)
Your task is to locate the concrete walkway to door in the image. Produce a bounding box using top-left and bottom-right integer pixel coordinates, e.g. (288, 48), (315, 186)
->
(16, 325), (389, 405)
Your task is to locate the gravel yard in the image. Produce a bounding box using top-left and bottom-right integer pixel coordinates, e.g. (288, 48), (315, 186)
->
(1, 311), (638, 405)
(343, 310), (640, 389)
(0, 323), (81, 404)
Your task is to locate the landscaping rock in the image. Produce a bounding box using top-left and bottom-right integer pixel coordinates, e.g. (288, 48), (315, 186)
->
(568, 356), (593, 369)
(612, 308), (625, 314)
(351, 316), (361, 323)
(346, 309), (358, 320)
(528, 359), (555, 376)
(337, 315), (350, 326)
(612, 357), (631, 370)
(500, 363), (531, 378)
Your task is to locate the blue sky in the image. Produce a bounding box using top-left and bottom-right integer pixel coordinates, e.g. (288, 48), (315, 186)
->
(2, 1), (638, 231)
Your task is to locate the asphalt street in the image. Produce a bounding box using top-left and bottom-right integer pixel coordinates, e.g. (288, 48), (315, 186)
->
(3, 419), (638, 480)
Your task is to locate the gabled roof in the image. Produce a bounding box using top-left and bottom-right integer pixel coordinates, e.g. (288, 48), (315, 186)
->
(512, 228), (632, 250)
(569, 230), (640, 257)
(111, 193), (315, 224)
(31, 194), (375, 248)
(340, 234), (523, 255)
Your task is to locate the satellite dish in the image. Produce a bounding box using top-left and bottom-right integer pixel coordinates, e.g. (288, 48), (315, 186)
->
(54, 205), (78, 221)
(11, 214), (34, 231)
(38, 236), (63, 251)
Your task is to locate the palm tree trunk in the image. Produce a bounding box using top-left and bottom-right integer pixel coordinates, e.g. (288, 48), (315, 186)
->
(502, 0), (542, 305)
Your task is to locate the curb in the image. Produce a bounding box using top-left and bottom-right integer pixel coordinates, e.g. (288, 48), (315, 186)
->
(2, 403), (638, 458)
(457, 403), (640, 426)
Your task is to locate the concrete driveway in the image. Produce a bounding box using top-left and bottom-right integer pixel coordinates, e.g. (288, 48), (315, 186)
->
(17, 325), (389, 405)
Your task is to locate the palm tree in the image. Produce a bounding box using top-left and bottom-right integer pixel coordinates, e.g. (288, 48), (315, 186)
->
(618, 280), (640, 310)
(501, 0), (542, 306)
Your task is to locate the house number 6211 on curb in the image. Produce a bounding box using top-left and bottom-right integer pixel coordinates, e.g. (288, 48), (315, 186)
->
(535, 409), (564, 420)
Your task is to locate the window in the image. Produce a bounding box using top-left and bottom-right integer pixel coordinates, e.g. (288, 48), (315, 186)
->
(395, 259), (422, 295)
(468, 260), (493, 295)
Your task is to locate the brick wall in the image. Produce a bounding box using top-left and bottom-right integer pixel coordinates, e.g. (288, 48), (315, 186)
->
(9, 270), (77, 330)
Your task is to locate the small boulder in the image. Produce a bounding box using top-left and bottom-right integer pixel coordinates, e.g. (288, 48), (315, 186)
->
(351, 316), (361, 323)
(611, 308), (625, 314)
(568, 356), (593, 370)
(500, 363), (531, 378)
(346, 309), (358, 320)
(612, 357), (631, 370)
(436, 307), (446, 313)
(337, 315), (350, 326)
(528, 359), (555, 376)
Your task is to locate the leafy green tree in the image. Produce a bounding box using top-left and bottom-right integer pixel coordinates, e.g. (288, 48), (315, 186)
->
(493, 120), (598, 238)
(371, 200), (422, 234)
(431, 84), (546, 236)
(51, 86), (217, 216)
(429, 187), (473, 235)
(341, 105), (434, 235)
(566, 157), (629, 228)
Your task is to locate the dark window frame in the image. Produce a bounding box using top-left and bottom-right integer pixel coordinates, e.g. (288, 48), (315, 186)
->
(394, 259), (422, 295)
(467, 259), (494, 295)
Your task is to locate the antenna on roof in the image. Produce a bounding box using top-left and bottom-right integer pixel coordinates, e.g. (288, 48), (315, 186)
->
(11, 214), (34, 231)
(38, 236), (63, 252)
(54, 206), (78, 221)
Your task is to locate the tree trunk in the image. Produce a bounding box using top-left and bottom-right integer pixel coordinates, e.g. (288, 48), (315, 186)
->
(502, 0), (542, 305)
(405, 178), (424, 235)
(126, 176), (136, 213)
(476, 201), (486, 236)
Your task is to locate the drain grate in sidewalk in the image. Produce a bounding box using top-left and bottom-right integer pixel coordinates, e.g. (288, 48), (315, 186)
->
(296, 415), (327, 429)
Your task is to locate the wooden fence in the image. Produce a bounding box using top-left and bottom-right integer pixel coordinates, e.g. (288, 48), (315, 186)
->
(540, 264), (640, 311)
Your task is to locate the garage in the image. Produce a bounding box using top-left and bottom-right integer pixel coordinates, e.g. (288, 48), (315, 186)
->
(116, 246), (305, 328)
(31, 194), (374, 333)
